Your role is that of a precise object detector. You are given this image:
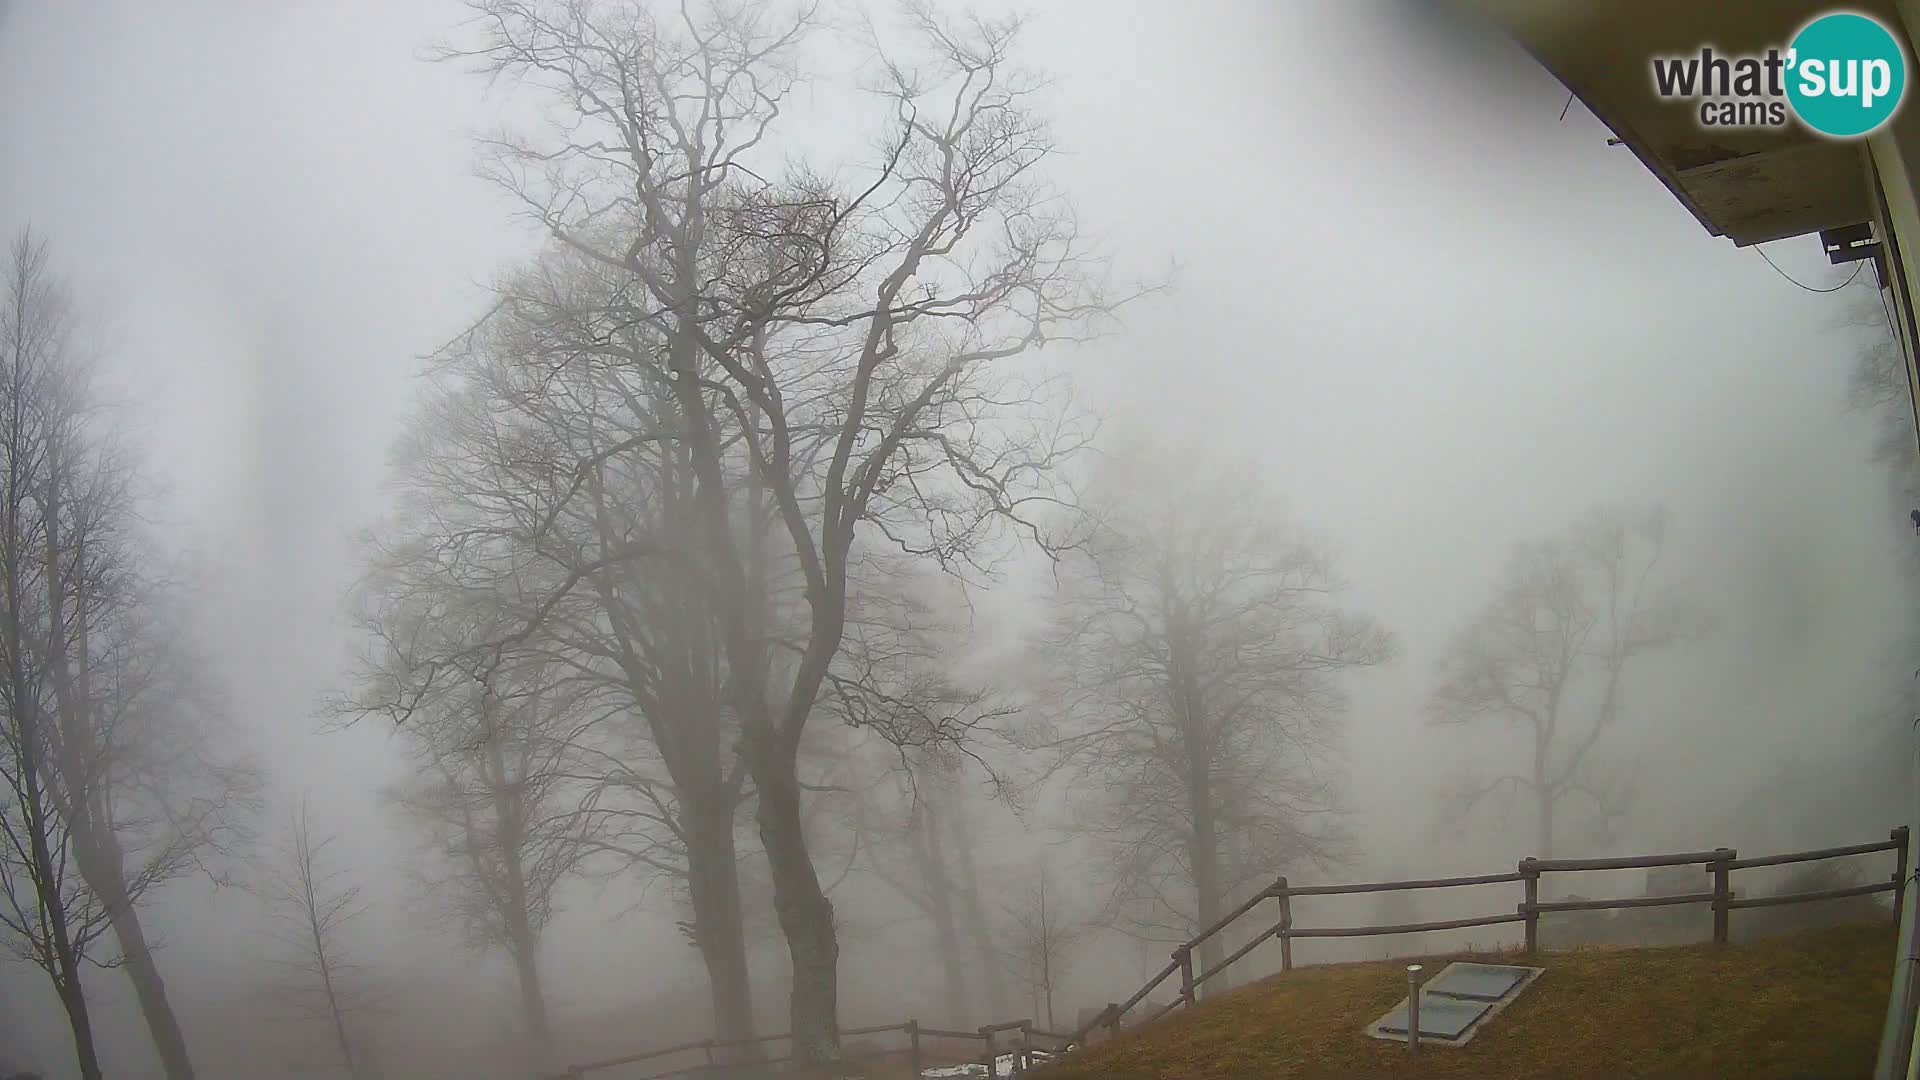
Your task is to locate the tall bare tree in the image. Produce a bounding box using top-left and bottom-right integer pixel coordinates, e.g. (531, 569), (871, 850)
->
(339, 274), (773, 1051)
(386, 658), (587, 1073)
(850, 758), (973, 1022)
(263, 801), (376, 1078)
(429, 0), (1151, 1060)
(825, 561), (1022, 1025)
(50, 589), (259, 1080)
(0, 228), (257, 1080)
(1002, 865), (1080, 1032)
(0, 226), (108, 1080)
(944, 779), (1012, 1020)
(1035, 458), (1392, 988)
(1429, 505), (1699, 857)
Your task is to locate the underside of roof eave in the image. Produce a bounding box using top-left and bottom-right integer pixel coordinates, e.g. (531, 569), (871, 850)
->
(1460, 0), (1883, 246)
(1559, 83), (1729, 240)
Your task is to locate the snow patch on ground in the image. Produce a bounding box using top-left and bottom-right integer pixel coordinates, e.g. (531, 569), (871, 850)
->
(919, 1049), (1063, 1078)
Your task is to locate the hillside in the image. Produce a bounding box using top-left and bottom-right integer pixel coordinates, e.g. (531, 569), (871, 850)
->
(1034, 921), (1896, 1080)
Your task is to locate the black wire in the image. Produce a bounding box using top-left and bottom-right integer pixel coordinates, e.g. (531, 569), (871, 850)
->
(1558, 90), (1574, 122)
(1755, 245), (1866, 293)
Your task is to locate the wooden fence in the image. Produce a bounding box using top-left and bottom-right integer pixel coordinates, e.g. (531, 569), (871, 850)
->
(550, 826), (1909, 1079)
(546, 1016), (1076, 1079)
(1066, 826), (1911, 1047)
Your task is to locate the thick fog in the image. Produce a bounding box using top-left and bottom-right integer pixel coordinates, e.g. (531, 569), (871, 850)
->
(0, 1), (1913, 1077)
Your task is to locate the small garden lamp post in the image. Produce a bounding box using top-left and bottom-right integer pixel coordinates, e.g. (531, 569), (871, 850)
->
(1407, 965), (1425, 1056)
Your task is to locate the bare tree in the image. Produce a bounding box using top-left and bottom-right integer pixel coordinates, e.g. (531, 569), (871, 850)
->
(1033, 456), (1392, 990)
(944, 777), (1012, 1020)
(0, 226), (109, 1080)
(1002, 865), (1080, 1032)
(0, 228), (258, 1080)
(849, 756), (974, 1022)
(338, 277), (772, 1052)
(823, 562), (1023, 1025)
(52, 589), (260, 1080)
(263, 800), (375, 1078)
(385, 658), (587, 1073)
(847, 748), (1014, 1026)
(426, 0), (1153, 1060)
(1429, 505), (1700, 857)
(1845, 290), (1916, 474)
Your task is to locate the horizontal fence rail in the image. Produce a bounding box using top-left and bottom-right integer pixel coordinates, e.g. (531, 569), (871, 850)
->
(558, 826), (1912, 1078)
(1284, 870), (1528, 897)
(1726, 880), (1900, 910)
(1285, 911), (1530, 938)
(1525, 890), (1719, 913)
(1527, 849), (1732, 872)
(1726, 837), (1905, 871)
(1060, 825), (1911, 1049)
(549, 1016), (1071, 1080)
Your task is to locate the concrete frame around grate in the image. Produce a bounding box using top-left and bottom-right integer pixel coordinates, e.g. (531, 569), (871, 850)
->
(1361, 962), (1546, 1049)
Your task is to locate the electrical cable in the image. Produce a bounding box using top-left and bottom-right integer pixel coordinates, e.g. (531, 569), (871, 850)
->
(1755, 245), (1867, 293)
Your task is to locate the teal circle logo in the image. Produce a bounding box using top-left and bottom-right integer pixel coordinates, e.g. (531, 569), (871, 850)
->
(1787, 12), (1907, 137)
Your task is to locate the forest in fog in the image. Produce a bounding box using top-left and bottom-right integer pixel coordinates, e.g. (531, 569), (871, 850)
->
(1, 1), (1916, 1078)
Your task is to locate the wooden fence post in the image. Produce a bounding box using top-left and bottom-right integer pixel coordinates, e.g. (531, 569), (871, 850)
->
(907, 1020), (922, 1079)
(1519, 858), (1539, 955)
(981, 1027), (997, 1080)
(1275, 877), (1293, 973)
(1176, 946), (1196, 1007)
(1710, 848), (1734, 945)
(1104, 1002), (1121, 1041)
(701, 1038), (714, 1067)
(1018, 1020), (1033, 1076)
(1894, 826), (1911, 926)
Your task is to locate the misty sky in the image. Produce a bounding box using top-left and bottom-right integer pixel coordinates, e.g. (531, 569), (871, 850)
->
(0, 1), (1910, 1076)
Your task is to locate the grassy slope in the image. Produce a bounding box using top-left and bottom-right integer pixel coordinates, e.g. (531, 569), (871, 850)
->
(1036, 921), (1896, 1080)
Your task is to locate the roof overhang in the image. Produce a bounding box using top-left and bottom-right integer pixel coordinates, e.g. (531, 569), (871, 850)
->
(1461, 0), (1908, 246)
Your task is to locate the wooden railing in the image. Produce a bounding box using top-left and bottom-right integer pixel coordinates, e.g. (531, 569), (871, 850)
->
(1066, 826), (1911, 1048)
(551, 826), (1909, 1078)
(548, 1015), (1076, 1079)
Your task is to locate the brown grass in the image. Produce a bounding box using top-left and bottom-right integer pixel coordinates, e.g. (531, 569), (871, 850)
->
(1034, 921), (1896, 1080)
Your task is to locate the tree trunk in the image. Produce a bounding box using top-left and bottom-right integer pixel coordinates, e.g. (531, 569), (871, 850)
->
(947, 792), (1010, 1018)
(95, 855), (196, 1080)
(508, 937), (553, 1071)
(1042, 957), (1056, 1032)
(314, 931), (356, 1074)
(4, 520), (101, 1079)
(62, 664), (195, 1080)
(10, 712), (101, 1080)
(1173, 616), (1225, 995)
(585, 481), (760, 1062)
(54, 975), (104, 1080)
(657, 253), (844, 1066)
(1186, 801), (1225, 995)
(302, 867), (357, 1078)
(915, 797), (973, 1024)
(752, 758), (840, 1065)
(685, 797), (760, 1059)
(1534, 743), (1553, 860)
(1037, 877), (1057, 1030)
(480, 703), (555, 1072)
